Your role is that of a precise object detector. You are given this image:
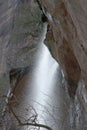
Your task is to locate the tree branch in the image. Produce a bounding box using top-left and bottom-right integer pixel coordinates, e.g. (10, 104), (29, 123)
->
(9, 106), (53, 130)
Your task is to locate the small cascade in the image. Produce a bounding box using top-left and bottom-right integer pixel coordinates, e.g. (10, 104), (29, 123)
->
(31, 43), (58, 106)
(24, 23), (68, 130)
(7, 23), (68, 130)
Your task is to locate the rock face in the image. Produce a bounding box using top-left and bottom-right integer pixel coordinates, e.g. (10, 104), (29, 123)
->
(38, 0), (87, 129)
(0, 0), (42, 73)
(0, 0), (16, 74)
(0, 0), (16, 122)
(7, 0), (42, 70)
(38, 0), (87, 95)
(0, 0), (87, 129)
(0, 0), (42, 85)
(0, 0), (42, 123)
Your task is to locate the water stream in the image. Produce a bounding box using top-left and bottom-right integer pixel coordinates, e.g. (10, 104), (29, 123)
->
(9, 23), (69, 130)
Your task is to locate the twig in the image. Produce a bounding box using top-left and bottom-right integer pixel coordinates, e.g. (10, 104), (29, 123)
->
(9, 106), (53, 130)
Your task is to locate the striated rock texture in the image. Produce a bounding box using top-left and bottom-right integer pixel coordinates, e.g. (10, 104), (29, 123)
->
(0, 0), (42, 74)
(0, 0), (16, 122)
(7, 0), (42, 70)
(0, 0), (42, 123)
(38, 0), (87, 96)
(38, 0), (87, 129)
(0, 0), (42, 85)
(0, 0), (87, 129)
(0, 0), (16, 74)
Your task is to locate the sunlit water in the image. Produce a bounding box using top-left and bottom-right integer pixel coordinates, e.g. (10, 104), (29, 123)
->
(10, 23), (68, 130)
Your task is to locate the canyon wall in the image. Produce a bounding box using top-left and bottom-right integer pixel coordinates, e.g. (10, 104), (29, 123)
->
(0, 0), (42, 123)
(0, 0), (42, 73)
(38, 0), (87, 129)
(38, 0), (87, 97)
(0, 0), (87, 129)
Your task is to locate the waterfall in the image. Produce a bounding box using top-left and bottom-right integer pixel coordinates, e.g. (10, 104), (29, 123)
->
(24, 23), (66, 130)
(24, 23), (68, 130)
(27, 40), (60, 130)
(29, 22), (59, 106)
(8, 23), (68, 130)
(32, 44), (58, 105)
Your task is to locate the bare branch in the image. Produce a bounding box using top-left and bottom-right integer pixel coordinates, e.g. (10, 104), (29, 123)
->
(9, 106), (53, 130)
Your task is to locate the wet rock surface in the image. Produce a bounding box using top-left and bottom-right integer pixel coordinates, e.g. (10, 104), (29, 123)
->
(0, 0), (87, 130)
(38, 0), (87, 129)
(4, 45), (69, 130)
(0, 0), (42, 73)
(0, 0), (42, 124)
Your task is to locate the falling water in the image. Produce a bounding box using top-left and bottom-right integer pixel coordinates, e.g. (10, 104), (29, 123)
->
(23, 43), (58, 129)
(9, 23), (68, 130)
(31, 43), (58, 104)
(24, 23), (62, 129)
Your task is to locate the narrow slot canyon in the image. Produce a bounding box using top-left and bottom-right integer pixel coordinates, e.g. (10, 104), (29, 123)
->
(0, 0), (87, 130)
(6, 23), (68, 130)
